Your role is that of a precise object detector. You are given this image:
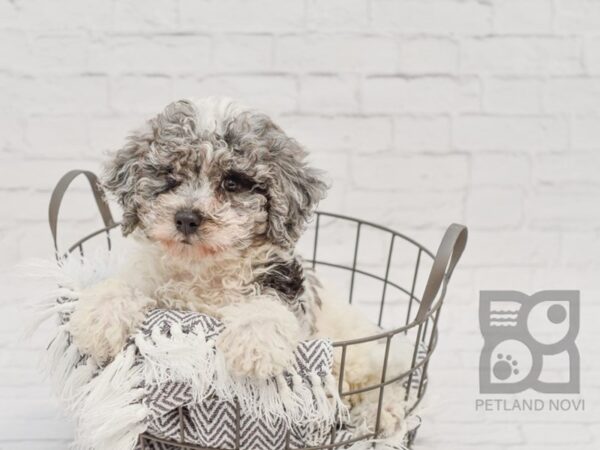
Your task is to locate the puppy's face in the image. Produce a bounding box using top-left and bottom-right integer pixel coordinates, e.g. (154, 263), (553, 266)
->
(103, 99), (327, 260)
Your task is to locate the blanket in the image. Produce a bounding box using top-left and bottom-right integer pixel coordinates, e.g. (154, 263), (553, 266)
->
(33, 248), (420, 450)
(47, 305), (347, 450)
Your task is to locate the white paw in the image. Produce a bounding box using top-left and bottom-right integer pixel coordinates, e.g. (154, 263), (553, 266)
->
(68, 279), (153, 364)
(351, 395), (406, 437)
(216, 299), (302, 379)
(217, 323), (297, 379)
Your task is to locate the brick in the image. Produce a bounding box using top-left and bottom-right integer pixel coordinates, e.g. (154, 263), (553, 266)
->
(277, 116), (392, 152)
(0, 75), (18, 116)
(25, 116), (90, 158)
(0, 0), (19, 28)
(571, 117), (600, 150)
(419, 422), (522, 445)
(174, 75), (297, 114)
(399, 38), (459, 74)
(30, 34), (88, 73)
(584, 36), (600, 74)
(468, 230), (560, 267)
(454, 115), (568, 152)
(89, 36), (212, 73)
(0, 31), (31, 73)
(0, 397), (60, 420)
(371, 0), (492, 35)
(493, 0), (553, 34)
(461, 37), (581, 76)
(471, 153), (530, 187)
(0, 442), (71, 450)
(534, 153), (600, 186)
(308, 152), (350, 183)
(561, 227), (600, 267)
(180, 0), (305, 32)
(556, 0), (600, 32)
(0, 418), (72, 441)
(0, 228), (20, 269)
(275, 35), (398, 73)
(469, 267), (532, 292)
(544, 78), (600, 113)
(10, 76), (109, 115)
(0, 159), (97, 190)
(392, 116), (451, 152)
(466, 187), (523, 229)
(213, 35), (273, 71)
(114, 0), (178, 31)
(530, 190), (600, 230)
(298, 76), (359, 114)
(484, 78), (543, 114)
(0, 115), (26, 153)
(522, 424), (592, 444)
(88, 115), (147, 154)
(350, 154), (469, 191)
(363, 76), (480, 114)
(306, 0), (369, 31)
(110, 75), (173, 114)
(16, 0), (112, 31)
(345, 189), (465, 230)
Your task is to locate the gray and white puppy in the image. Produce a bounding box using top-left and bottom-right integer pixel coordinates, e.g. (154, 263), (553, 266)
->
(69, 97), (329, 378)
(68, 97), (408, 435)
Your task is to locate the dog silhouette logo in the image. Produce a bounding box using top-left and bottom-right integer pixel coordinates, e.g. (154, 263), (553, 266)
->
(479, 290), (580, 394)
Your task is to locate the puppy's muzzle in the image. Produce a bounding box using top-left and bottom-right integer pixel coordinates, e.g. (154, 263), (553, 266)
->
(175, 209), (202, 236)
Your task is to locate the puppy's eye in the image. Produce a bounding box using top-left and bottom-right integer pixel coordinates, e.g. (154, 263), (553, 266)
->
(223, 178), (239, 192)
(222, 173), (253, 193)
(157, 176), (180, 195)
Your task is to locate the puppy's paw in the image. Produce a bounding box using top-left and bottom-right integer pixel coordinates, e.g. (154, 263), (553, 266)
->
(217, 326), (295, 379)
(68, 279), (154, 364)
(351, 394), (406, 438)
(216, 298), (302, 379)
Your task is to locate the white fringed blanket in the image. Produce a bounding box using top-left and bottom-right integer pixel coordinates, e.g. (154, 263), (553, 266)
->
(36, 249), (350, 450)
(48, 307), (346, 450)
(35, 248), (419, 450)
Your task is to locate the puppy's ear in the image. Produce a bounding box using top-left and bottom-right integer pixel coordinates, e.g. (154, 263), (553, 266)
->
(265, 123), (328, 248)
(102, 131), (149, 235)
(102, 100), (198, 235)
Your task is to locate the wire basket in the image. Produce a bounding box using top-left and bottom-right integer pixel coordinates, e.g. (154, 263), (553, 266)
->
(49, 170), (468, 450)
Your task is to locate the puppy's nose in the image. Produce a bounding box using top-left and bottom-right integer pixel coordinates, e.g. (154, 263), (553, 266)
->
(175, 210), (202, 236)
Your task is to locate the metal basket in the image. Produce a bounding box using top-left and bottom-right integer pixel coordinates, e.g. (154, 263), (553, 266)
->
(49, 170), (468, 450)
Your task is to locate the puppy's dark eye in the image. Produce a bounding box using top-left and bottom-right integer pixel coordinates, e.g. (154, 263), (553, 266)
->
(157, 176), (180, 195)
(222, 177), (240, 192)
(222, 173), (253, 193)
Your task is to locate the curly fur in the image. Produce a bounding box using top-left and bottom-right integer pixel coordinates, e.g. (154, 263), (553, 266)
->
(68, 97), (409, 437)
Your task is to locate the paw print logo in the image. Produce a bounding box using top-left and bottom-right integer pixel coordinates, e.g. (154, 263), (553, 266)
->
(493, 354), (519, 380)
(479, 291), (579, 394)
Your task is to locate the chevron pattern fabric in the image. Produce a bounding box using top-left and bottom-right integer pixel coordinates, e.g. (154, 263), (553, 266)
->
(133, 309), (344, 450)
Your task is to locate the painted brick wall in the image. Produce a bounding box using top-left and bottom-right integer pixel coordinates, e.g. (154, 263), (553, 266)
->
(1, 0), (599, 449)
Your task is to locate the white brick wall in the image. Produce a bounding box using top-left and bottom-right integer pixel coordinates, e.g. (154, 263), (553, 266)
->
(1, 0), (599, 448)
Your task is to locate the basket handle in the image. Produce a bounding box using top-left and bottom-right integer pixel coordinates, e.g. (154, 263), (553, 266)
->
(414, 223), (468, 323)
(48, 170), (116, 254)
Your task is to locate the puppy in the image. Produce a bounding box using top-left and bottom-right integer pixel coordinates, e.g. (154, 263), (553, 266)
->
(68, 97), (408, 436)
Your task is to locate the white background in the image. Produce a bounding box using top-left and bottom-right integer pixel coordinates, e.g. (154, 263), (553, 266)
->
(1, 0), (599, 449)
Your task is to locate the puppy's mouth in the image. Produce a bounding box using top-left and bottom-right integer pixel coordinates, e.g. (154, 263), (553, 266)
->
(157, 236), (223, 259)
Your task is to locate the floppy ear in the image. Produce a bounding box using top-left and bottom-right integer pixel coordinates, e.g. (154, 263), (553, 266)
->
(266, 128), (328, 249)
(102, 131), (150, 235)
(102, 100), (198, 235)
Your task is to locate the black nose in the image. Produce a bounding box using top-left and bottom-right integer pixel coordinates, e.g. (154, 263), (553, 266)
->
(175, 210), (201, 236)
